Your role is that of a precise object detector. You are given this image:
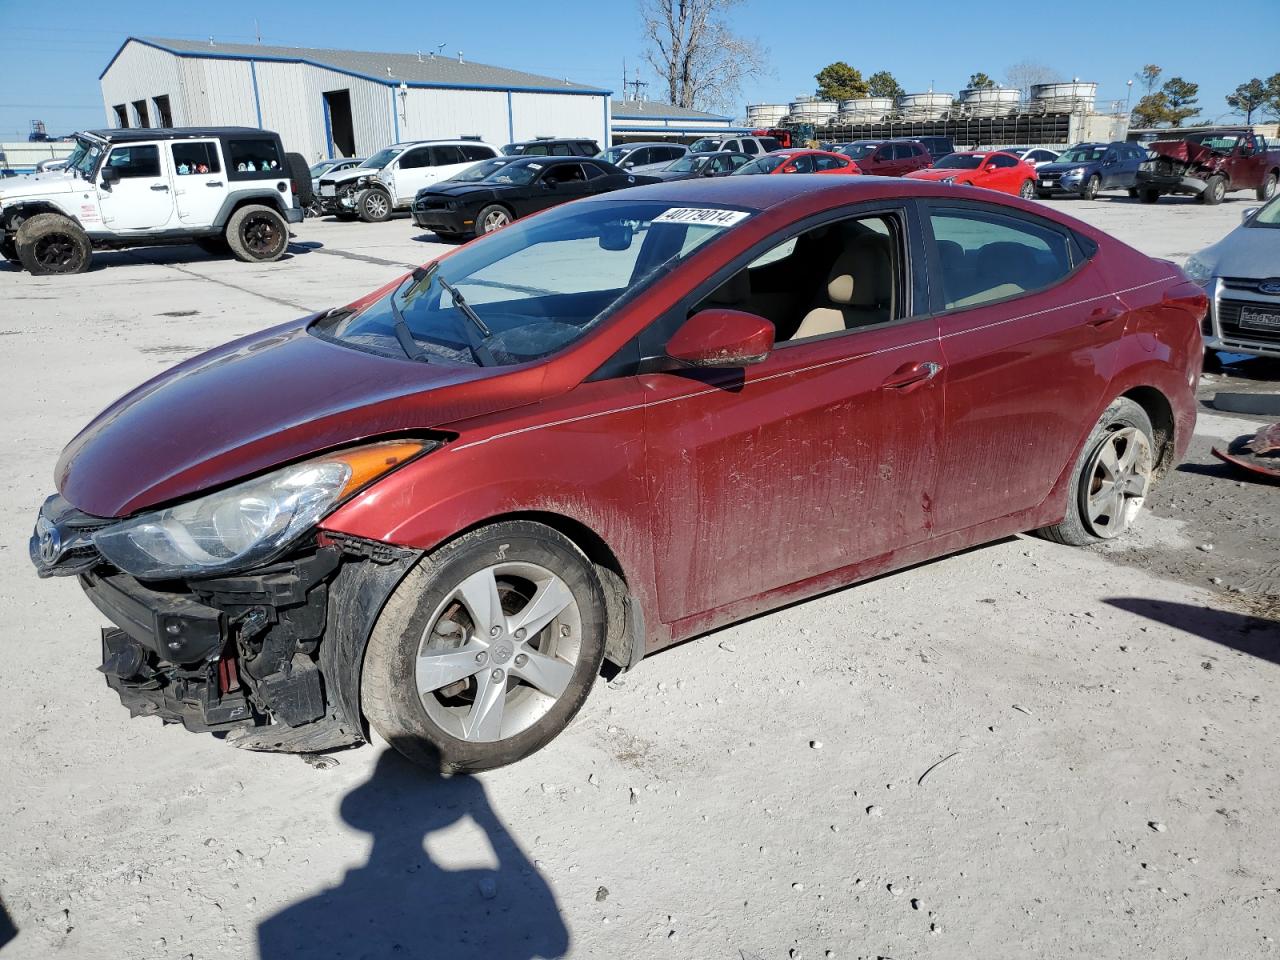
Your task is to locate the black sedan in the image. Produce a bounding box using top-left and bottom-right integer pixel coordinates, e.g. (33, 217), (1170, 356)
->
(412, 156), (652, 240)
(650, 151), (752, 181)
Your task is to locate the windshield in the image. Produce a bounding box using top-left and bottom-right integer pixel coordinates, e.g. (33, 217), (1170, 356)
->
(314, 200), (753, 366)
(1058, 147), (1104, 163)
(840, 143), (878, 161)
(66, 137), (103, 177)
(935, 154), (984, 169)
(688, 138), (722, 153)
(449, 157), (517, 182)
(1186, 133), (1241, 152)
(734, 155), (787, 175)
(489, 161), (541, 186)
(362, 148), (399, 169)
(1249, 192), (1280, 228)
(309, 161), (334, 176)
(665, 155), (703, 173)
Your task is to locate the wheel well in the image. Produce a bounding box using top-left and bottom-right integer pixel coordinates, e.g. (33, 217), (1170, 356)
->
(226, 194), (286, 224)
(2, 202), (74, 231)
(1122, 386), (1175, 479)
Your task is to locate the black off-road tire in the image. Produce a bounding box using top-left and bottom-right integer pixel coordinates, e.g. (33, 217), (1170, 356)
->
(356, 188), (392, 223)
(1139, 189), (1161, 204)
(1127, 188), (1139, 199)
(284, 152), (313, 207)
(226, 204), (289, 263)
(1034, 397), (1155, 547)
(1258, 172), (1278, 202)
(1198, 175), (1226, 205)
(1, 238), (19, 263)
(14, 213), (92, 275)
(1081, 174), (1101, 200)
(362, 521), (607, 775)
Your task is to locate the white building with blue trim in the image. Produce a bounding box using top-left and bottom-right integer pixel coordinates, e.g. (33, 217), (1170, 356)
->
(609, 99), (746, 145)
(99, 37), (612, 161)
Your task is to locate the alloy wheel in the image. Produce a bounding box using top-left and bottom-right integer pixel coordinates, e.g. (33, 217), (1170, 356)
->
(241, 214), (282, 258)
(1019, 180), (1036, 200)
(364, 193), (389, 219)
(34, 233), (78, 270)
(483, 210), (511, 232)
(415, 561), (583, 743)
(1082, 426), (1153, 539)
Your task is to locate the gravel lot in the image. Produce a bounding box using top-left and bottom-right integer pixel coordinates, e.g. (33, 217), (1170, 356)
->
(1, 192), (1277, 960)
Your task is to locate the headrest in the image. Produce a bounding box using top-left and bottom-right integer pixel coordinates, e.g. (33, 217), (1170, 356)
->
(975, 241), (1038, 280)
(826, 235), (889, 307)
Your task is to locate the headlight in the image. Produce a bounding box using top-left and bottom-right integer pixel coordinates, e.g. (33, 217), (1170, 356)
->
(94, 440), (429, 580)
(1183, 254), (1214, 287)
(1068, 167), (1086, 177)
(939, 175), (957, 184)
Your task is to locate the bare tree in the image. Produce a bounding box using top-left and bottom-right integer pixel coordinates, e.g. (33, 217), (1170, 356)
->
(1004, 60), (1062, 100)
(639, 0), (769, 112)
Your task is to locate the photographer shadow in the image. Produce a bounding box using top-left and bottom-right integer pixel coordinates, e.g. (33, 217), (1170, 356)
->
(257, 745), (569, 960)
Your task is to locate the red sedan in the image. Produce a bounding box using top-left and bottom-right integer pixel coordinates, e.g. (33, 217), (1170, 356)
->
(33, 177), (1205, 773)
(905, 150), (1038, 198)
(732, 149), (860, 175)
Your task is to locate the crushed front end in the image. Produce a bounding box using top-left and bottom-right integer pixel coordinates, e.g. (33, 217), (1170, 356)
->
(31, 493), (420, 753)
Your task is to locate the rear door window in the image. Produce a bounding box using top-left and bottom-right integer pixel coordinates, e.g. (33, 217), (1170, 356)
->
(740, 140), (761, 155)
(928, 208), (1075, 311)
(170, 141), (221, 175)
(461, 144), (494, 162)
(789, 154), (815, 173)
(813, 154), (845, 171)
(225, 138), (284, 179)
(430, 145), (466, 166)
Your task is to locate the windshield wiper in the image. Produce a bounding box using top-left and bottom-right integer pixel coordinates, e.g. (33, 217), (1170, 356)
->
(405, 264), (496, 367)
(388, 294), (429, 363)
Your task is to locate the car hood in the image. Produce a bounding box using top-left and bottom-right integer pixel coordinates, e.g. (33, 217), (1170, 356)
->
(1037, 160), (1095, 174)
(1198, 225), (1280, 278)
(56, 317), (550, 518)
(0, 173), (84, 200)
(420, 183), (500, 201)
(320, 166), (380, 186)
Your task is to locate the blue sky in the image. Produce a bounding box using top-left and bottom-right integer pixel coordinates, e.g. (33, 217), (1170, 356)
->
(1, 0), (1274, 140)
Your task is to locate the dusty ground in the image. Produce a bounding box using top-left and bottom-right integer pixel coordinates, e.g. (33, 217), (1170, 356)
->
(0, 191), (1276, 960)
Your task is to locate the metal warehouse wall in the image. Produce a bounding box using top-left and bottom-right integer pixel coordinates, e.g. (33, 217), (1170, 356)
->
(100, 41), (188, 124)
(509, 92), (607, 146)
(403, 88), (510, 147)
(254, 61), (393, 161)
(179, 58), (259, 128)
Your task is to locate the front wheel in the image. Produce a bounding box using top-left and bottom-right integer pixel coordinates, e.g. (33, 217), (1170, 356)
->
(356, 188), (392, 223)
(1258, 173), (1278, 202)
(226, 205), (289, 262)
(1198, 175), (1226, 205)
(1139, 189), (1160, 204)
(362, 521), (607, 774)
(1035, 397), (1156, 546)
(1018, 179), (1036, 200)
(1081, 174), (1101, 200)
(14, 213), (92, 275)
(475, 204), (513, 237)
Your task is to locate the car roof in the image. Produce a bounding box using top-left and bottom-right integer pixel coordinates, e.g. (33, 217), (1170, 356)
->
(617, 141), (684, 149)
(394, 140), (490, 148)
(85, 126), (278, 142)
(509, 155), (597, 166)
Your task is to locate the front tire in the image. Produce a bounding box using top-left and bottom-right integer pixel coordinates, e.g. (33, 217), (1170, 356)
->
(1139, 189), (1160, 204)
(1258, 172), (1278, 202)
(1035, 397), (1156, 547)
(1198, 175), (1226, 205)
(226, 205), (289, 262)
(475, 204), (513, 237)
(1081, 174), (1101, 200)
(362, 520), (607, 774)
(356, 188), (392, 223)
(14, 213), (91, 275)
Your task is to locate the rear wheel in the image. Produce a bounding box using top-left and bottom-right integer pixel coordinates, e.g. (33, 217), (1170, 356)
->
(1018, 179), (1036, 200)
(1035, 398), (1155, 546)
(226, 204), (289, 262)
(476, 204), (513, 237)
(1127, 188), (1139, 199)
(1198, 175), (1226, 205)
(1258, 172), (1278, 202)
(1081, 174), (1101, 200)
(356, 188), (392, 223)
(362, 520), (607, 774)
(14, 213), (91, 275)
(1139, 189), (1160, 204)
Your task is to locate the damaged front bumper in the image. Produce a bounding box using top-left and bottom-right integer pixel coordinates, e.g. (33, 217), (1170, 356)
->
(33, 496), (420, 752)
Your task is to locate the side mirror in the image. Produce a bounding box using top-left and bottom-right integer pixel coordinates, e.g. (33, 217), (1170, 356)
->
(100, 165), (120, 188)
(622, 161), (634, 169)
(1243, 207), (1261, 223)
(666, 309), (774, 368)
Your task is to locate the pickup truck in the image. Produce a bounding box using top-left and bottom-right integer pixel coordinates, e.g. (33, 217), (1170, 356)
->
(1136, 128), (1280, 205)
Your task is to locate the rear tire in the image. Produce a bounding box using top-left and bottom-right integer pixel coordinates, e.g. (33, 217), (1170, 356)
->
(1127, 187), (1139, 199)
(1034, 397), (1155, 547)
(1198, 175), (1226, 205)
(1139, 189), (1160, 204)
(1018, 179), (1036, 200)
(361, 520), (607, 774)
(225, 204), (289, 263)
(14, 213), (91, 275)
(356, 188), (392, 223)
(1258, 172), (1278, 202)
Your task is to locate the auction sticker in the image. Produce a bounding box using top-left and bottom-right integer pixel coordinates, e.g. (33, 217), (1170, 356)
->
(654, 207), (750, 227)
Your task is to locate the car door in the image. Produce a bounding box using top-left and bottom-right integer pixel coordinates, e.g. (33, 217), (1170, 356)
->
(531, 162), (594, 211)
(384, 146), (431, 203)
(640, 206), (944, 622)
(871, 144), (899, 176)
(1234, 133), (1265, 187)
(785, 154), (815, 174)
(924, 201), (1125, 537)
(169, 139), (226, 226)
(97, 142), (174, 230)
(813, 153), (849, 174)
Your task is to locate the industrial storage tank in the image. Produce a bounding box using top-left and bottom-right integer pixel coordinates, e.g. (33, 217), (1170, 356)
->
(788, 97), (838, 124)
(746, 103), (789, 127)
(1030, 80), (1097, 114)
(838, 97), (894, 122)
(896, 91), (953, 121)
(957, 86), (1022, 117)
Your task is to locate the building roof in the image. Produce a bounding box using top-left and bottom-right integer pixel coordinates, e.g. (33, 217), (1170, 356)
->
(101, 37), (610, 96)
(610, 100), (731, 122)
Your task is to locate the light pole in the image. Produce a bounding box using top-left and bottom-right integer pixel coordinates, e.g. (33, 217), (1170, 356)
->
(1125, 79), (1134, 114)
(398, 81), (409, 127)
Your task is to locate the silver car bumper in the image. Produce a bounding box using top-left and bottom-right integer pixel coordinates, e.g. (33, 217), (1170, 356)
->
(1204, 277), (1280, 359)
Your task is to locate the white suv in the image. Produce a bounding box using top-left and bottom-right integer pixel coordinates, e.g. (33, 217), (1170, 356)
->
(0, 127), (303, 275)
(315, 140), (500, 222)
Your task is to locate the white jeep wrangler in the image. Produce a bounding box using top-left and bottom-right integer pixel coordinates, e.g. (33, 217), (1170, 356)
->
(315, 140), (500, 222)
(0, 127), (305, 275)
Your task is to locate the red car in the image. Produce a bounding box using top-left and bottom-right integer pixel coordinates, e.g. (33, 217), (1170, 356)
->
(31, 177), (1205, 773)
(733, 149), (860, 176)
(906, 150), (1038, 198)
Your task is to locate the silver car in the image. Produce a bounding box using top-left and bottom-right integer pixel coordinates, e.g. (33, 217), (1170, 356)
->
(596, 142), (688, 174)
(1186, 194), (1280, 359)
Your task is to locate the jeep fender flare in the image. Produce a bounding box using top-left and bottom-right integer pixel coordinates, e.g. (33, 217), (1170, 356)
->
(2, 200), (82, 232)
(212, 190), (289, 229)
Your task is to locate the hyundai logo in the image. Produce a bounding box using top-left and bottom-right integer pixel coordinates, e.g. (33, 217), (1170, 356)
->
(1258, 279), (1280, 296)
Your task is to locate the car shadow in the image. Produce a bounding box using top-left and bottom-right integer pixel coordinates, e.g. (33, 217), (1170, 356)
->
(256, 744), (570, 960)
(0, 893), (16, 950)
(1103, 597), (1280, 666)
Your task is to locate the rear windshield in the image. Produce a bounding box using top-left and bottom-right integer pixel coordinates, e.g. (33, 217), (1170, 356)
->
(1186, 133), (1241, 152)
(226, 138), (284, 179)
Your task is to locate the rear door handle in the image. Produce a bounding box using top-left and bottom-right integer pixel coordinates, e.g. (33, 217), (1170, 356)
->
(205, 180), (223, 187)
(1088, 306), (1123, 327)
(881, 361), (942, 390)
(150, 184), (169, 191)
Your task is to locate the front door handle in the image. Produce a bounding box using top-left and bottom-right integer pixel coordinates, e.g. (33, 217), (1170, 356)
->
(1088, 306), (1123, 327)
(150, 184), (169, 191)
(881, 360), (943, 391)
(205, 180), (224, 187)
